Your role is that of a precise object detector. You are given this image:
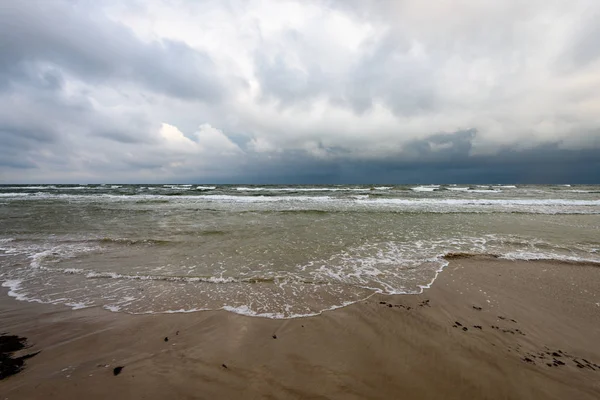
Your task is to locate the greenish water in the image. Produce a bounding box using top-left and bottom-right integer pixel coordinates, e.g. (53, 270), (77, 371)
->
(1, 184), (599, 318)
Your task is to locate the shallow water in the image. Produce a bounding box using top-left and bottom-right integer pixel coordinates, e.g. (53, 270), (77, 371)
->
(1, 184), (599, 318)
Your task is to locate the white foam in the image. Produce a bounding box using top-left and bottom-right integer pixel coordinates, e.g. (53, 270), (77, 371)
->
(356, 198), (600, 206)
(195, 186), (216, 190)
(3, 233), (600, 319)
(198, 195), (334, 203)
(417, 259), (450, 292)
(84, 270), (239, 283)
(2, 279), (26, 300)
(2, 192), (599, 215)
(220, 299), (363, 319)
(411, 185), (439, 192)
(65, 302), (92, 310)
(1, 186), (55, 189)
(163, 185), (192, 190)
(0, 193), (30, 197)
(235, 187), (371, 192)
(500, 251), (600, 263)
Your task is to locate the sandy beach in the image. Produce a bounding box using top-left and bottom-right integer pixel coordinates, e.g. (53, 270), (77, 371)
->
(1, 257), (599, 399)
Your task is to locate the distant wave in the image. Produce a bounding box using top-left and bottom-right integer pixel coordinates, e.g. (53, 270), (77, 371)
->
(411, 185), (439, 192)
(234, 187), (371, 192)
(1, 192), (599, 208)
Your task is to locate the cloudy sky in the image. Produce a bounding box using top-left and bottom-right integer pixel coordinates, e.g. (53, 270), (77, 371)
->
(1, 0), (599, 183)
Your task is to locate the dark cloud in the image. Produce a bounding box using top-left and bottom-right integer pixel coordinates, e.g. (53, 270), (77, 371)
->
(0, 1), (225, 102)
(222, 130), (600, 184)
(400, 129), (476, 161)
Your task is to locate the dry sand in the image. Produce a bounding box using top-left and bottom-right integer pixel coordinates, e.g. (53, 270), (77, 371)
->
(1, 257), (600, 399)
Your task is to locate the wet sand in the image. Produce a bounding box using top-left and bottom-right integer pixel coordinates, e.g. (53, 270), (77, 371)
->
(1, 257), (599, 399)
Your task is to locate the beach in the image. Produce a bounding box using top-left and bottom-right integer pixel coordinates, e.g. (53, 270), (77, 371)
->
(2, 257), (599, 399)
(3, 0), (600, 397)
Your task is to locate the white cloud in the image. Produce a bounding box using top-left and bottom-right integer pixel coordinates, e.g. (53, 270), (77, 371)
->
(193, 124), (243, 155)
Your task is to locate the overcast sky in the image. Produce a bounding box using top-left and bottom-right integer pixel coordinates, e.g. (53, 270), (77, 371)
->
(1, 0), (599, 183)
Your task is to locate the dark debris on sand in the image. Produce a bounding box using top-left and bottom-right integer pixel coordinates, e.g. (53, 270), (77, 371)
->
(518, 347), (598, 372)
(378, 301), (411, 310)
(113, 366), (124, 376)
(0, 334), (39, 380)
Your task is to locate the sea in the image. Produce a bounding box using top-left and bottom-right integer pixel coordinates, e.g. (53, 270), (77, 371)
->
(0, 184), (599, 318)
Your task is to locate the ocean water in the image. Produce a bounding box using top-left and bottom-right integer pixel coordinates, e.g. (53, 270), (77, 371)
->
(0, 184), (599, 318)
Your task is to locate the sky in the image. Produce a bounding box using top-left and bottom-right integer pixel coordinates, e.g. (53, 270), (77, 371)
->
(1, 0), (599, 184)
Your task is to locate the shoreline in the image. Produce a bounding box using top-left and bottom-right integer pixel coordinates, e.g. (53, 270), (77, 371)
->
(5, 255), (600, 320)
(1, 258), (600, 399)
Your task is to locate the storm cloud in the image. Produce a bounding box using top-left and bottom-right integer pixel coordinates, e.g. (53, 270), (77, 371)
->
(0, 0), (599, 183)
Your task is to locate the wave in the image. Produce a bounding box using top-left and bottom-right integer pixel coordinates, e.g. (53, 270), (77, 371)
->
(2, 233), (599, 318)
(411, 185), (439, 192)
(1, 191), (599, 208)
(0, 186), (57, 190)
(20, 264), (323, 285)
(2, 192), (599, 210)
(235, 187), (371, 192)
(0, 193), (30, 197)
(134, 199), (170, 204)
(163, 185), (192, 190)
(198, 195), (335, 202)
(98, 238), (173, 246)
(355, 198), (600, 206)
